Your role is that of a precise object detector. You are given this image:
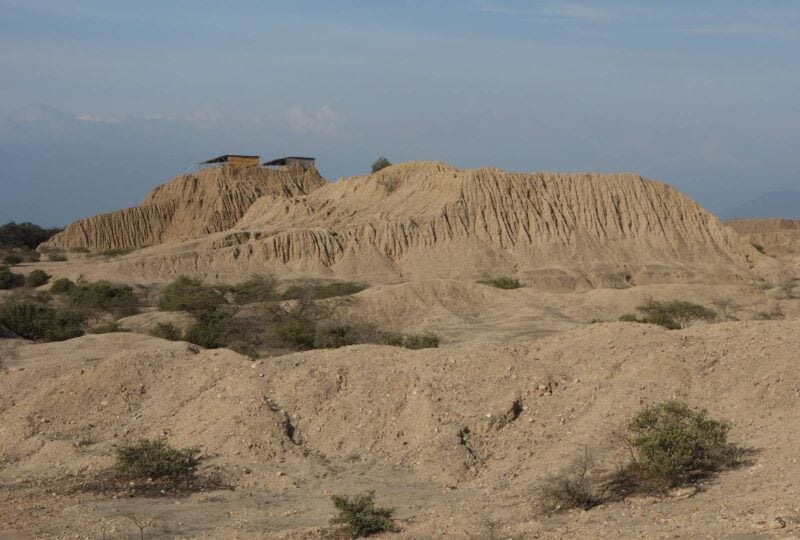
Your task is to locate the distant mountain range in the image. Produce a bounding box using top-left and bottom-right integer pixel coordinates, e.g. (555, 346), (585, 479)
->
(718, 190), (800, 221)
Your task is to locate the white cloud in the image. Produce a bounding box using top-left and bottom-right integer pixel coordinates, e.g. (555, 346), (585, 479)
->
(284, 105), (339, 135)
(472, 1), (609, 23)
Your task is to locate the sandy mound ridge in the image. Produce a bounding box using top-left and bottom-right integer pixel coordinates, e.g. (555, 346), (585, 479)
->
(181, 162), (756, 285)
(41, 165), (325, 252)
(3, 320), (800, 536)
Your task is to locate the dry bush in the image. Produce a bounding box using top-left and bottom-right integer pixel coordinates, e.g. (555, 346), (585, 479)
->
(541, 449), (601, 512)
(478, 277), (522, 290)
(115, 439), (200, 479)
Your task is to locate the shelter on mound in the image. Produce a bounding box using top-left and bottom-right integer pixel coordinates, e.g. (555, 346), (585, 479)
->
(263, 156), (316, 170)
(200, 154), (260, 168)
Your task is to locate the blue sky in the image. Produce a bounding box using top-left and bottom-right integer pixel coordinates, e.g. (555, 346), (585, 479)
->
(1, 0), (798, 225)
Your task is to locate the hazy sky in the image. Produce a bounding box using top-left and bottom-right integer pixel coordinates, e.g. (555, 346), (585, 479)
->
(1, 0), (798, 226)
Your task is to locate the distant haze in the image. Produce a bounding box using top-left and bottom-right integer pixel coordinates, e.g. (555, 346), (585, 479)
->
(719, 190), (800, 220)
(1, 1), (799, 226)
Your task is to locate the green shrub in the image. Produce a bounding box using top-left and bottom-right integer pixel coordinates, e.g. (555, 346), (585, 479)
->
(752, 243), (766, 254)
(2, 254), (22, 265)
(618, 313), (640, 323)
(628, 400), (737, 487)
(150, 322), (182, 341)
(115, 439), (200, 479)
(50, 278), (77, 294)
(67, 281), (140, 318)
(25, 269), (49, 288)
(48, 252), (67, 262)
(331, 491), (396, 538)
(0, 266), (24, 289)
(370, 156), (392, 173)
(384, 332), (440, 349)
(183, 310), (229, 349)
(158, 276), (226, 314)
(478, 277), (522, 290)
(229, 275), (276, 304)
(0, 301), (85, 341)
(281, 281), (366, 301)
(313, 325), (362, 349)
(271, 311), (317, 350)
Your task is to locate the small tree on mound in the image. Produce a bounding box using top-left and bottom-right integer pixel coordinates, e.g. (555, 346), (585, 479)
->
(331, 491), (397, 538)
(371, 156), (391, 173)
(158, 276), (226, 314)
(115, 439), (200, 479)
(628, 400), (738, 487)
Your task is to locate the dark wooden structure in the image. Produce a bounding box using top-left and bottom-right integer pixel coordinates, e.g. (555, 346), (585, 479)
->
(200, 154), (260, 168)
(263, 156), (316, 170)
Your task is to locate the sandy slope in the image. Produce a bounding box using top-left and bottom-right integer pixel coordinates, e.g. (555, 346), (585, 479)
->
(2, 319), (800, 538)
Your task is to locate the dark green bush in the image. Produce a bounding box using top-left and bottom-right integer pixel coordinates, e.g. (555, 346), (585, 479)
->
(115, 439), (200, 479)
(370, 156), (392, 173)
(150, 322), (182, 341)
(2, 254), (22, 265)
(67, 281), (140, 318)
(229, 275), (276, 304)
(0, 266), (24, 289)
(0, 221), (61, 249)
(0, 301), (85, 341)
(384, 332), (440, 349)
(331, 491), (396, 538)
(158, 277), (226, 314)
(478, 277), (522, 290)
(271, 311), (318, 350)
(183, 310), (230, 349)
(25, 269), (49, 288)
(48, 252), (67, 262)
(628, 400), (737, 487)
(50, 277), (77, 294)
(281, 281), (366, 301)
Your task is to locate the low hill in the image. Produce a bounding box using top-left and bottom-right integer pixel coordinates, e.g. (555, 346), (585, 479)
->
(727, 218), (800, 256)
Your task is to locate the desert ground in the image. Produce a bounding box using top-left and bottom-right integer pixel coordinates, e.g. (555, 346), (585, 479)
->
(2, 162), (799, 538)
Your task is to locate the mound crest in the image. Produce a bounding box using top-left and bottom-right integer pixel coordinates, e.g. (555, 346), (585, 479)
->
(42, 165), (325, 252)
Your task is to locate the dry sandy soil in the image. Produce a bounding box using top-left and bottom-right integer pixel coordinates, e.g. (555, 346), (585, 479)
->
(2, 164), (800, 538)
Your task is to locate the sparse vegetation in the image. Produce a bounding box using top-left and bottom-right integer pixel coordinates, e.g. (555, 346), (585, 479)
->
(331, 491), (397, 538)
(25, 269), (49, 288)
(95, 248), (132, 258)
(47, 251), (67, 262)
(0, 300), (85, 341)
(281, 280), (366, 301)
(158, 276), (226, 314)
(371, 156), (392, 173)
(150, 322), (182, 341)
(752, 242), (766, 254)
(115, 439), (200, 479)
(628, 400), (738, 487)
(478, 277), (522, 290)
(2, 254), (22, 265)
(383, 332), (440, 349)
(88, 322), (122, 334)
(619, 300), (716, 329)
